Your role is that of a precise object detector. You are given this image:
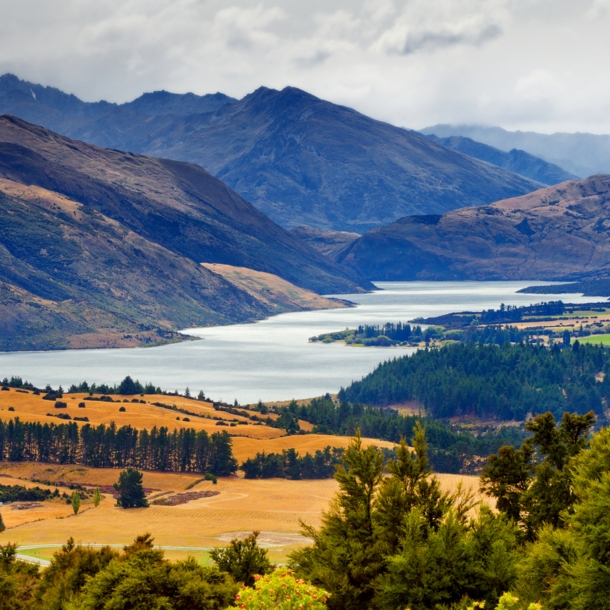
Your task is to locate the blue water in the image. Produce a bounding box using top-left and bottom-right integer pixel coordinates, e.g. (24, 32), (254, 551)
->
(0, 281), (601, 403)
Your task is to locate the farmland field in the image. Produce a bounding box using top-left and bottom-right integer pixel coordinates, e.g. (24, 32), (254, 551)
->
(0, 462), (485, 553)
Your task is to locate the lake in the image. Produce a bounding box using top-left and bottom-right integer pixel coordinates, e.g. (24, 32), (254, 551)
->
(0, 281), (603, 404)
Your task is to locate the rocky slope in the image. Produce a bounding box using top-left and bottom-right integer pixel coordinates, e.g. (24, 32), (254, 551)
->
(288, 226), (361, 258)
(0, 74), (542, 232)
(0, 115), (367, 296)
(335, 175), (610, 281)
(425, 134), (577, 185)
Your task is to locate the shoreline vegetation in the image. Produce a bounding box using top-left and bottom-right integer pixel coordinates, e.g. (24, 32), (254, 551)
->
(310, 300), (610, 348)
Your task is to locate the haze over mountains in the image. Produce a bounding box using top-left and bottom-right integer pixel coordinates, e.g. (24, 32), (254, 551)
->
(424, 134), (578, 186)
(0, 73), (543, 233)
(333, 175), (610, 282)
(421, 124), (610, 179)
(0, 116), (368, 350)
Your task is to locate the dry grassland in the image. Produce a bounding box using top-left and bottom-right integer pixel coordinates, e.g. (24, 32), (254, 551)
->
(0, 461), (486, 550)
(0, 389), (384, 458)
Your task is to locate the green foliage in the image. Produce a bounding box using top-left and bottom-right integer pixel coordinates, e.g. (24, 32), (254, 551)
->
(0, 511), (4, 533)
(36, 538), (119, 609)
(241, 447), (343, 480)
(0, 419), (238, 476)
(230, 570), (329, 610)
(292, 395), (529, 473)
(67, 545), (237, 610)
(511, 424), (610, 609)
(209, 531), (272, 587)
(290, 428), (519, 610)
(71, 491), (81, 515)
(114, 468), (148, 508)
(340, 342), (608, 420)
(0, 484), (53, 503)
(204, 473), (217, 484)
(92, 487), (101, 508)
(0, 542), (40, 610)
(482, 411), (595, 539)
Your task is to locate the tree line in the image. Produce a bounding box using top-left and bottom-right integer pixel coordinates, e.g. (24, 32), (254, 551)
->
(272, 394), (528, 473)
(0, 419), (238, 476)
(339, 341), (609, 421)
(241, 447), (344, 479)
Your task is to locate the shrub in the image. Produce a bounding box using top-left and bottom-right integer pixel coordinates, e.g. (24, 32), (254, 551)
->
(230, 569), (329, 610)
(205, 473), (217, 484)
(119, 406), (126, 412)
(78, 402), (86, 408)
(54, 401), (67, 408)
(7, 407), (14, 412)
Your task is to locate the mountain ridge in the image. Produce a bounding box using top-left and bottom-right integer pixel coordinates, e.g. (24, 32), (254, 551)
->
(0, 74), (544, 232)
(334, 175), (610, 282)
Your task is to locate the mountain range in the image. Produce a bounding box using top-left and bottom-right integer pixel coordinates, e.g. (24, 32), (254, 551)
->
(332, 175), (610, 282)
(421, 124), (610, 179)
(0, 115), (368, 350)
(424, 134), (577, 185)
(0, 73), (544, 233)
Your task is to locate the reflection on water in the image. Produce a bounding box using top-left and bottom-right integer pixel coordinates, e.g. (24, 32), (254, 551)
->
(0, 281), (602, 403)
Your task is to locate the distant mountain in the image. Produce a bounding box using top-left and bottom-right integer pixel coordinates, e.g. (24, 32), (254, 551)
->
(0, 74), (543, 232)
(334, 175), (610, 281)
(420, 124), (610, 179)
(288, 226), (361, 258)
(425, 134), (577, 185)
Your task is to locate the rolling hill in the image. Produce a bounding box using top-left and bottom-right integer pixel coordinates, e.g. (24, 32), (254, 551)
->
(0, 74), (543, 232)
(334, 175), (610, 281)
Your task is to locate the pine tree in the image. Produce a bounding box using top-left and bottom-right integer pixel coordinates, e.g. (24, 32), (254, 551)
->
(114, 469), (149, 508)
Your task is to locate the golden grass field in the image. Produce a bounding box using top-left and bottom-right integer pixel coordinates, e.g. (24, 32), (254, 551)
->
(0, 388), (487, 558)
(0, 461), (486, 552)
(0, 388), (391, 461)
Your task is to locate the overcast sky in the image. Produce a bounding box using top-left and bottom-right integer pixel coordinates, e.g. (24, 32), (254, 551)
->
(1, 0), (609, 134)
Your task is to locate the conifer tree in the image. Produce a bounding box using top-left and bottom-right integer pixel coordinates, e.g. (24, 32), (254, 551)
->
(114, 468), (149, 508)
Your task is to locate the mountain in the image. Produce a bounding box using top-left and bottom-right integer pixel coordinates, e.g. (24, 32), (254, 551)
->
(0, 116), (371, 350)
(288, 226), (361, 258)
(424, 134), (577, 185)
(420, 124), (610, 179)
(0, 178), (270, 351)
(0, 115), (367, 296)
(0, 74), (543, 232)
(334, 175), (610, 281)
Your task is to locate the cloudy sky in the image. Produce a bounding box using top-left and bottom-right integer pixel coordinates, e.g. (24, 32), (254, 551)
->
(1, 0), (609, 133)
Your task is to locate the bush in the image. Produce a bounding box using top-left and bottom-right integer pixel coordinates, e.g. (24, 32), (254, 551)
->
(204, 473), (217, 484)
(7, 407), (14, 412)
(118, 406), (126, 412)
(230, 569), (329, 610)
(78, 402), (85, 408)
(54, 401), (67, 408)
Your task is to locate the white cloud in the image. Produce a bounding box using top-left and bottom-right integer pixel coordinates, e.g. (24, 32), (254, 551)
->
(0, 0), (609, 133)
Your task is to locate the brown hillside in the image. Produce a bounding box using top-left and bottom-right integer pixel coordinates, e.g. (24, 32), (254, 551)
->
(0, 115), (369, 296)
(337, 175), (610, 281)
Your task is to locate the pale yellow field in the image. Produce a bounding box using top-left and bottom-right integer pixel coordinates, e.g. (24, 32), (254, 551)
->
(0, 462), (486, 549)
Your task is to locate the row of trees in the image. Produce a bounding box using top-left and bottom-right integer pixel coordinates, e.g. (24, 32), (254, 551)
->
(241, 447), (344, 479)
(340, 341), (609, 420)
(0, 419), (237, 476)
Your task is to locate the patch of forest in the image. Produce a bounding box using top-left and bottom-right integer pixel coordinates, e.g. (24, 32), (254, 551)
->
(339, 342), (609, 422)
